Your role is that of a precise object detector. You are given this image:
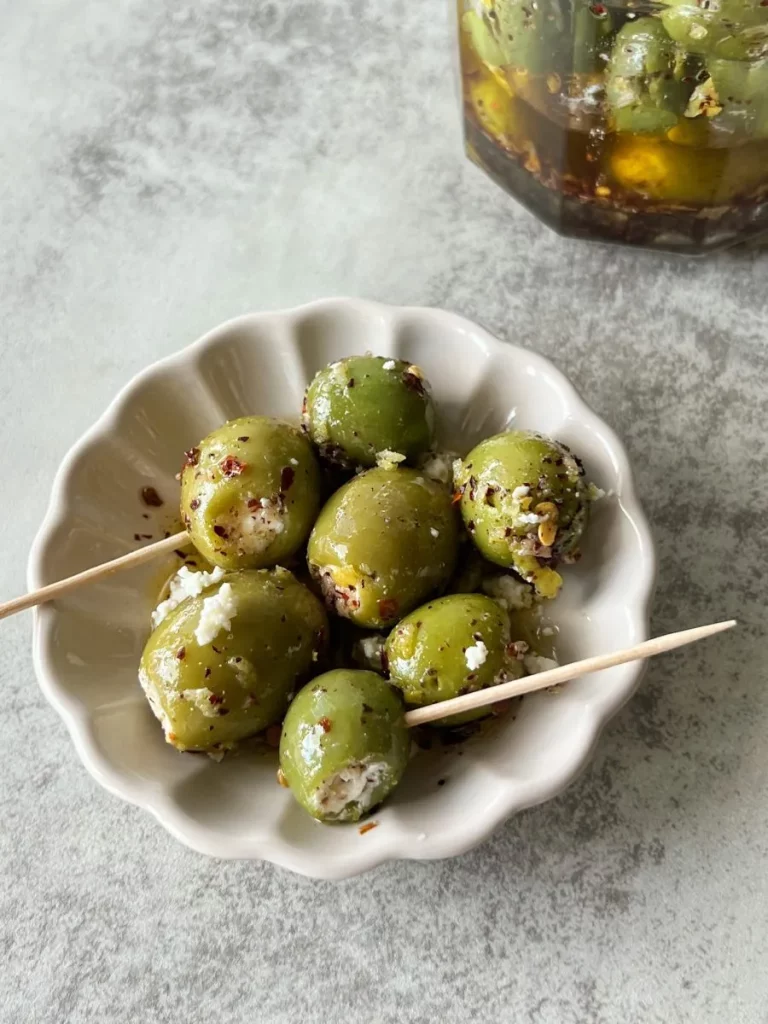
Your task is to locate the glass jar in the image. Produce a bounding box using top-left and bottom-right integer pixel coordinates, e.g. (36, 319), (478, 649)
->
(456, 0), (768, 252)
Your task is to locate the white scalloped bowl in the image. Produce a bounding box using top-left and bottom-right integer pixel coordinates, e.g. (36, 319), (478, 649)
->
(28, 299), (654, 878)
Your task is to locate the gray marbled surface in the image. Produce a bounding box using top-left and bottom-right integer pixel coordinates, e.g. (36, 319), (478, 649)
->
(2, 1), (767, 1022)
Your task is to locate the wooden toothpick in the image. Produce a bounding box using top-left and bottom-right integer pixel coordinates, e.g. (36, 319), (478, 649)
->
(403, 620), (737, 727)
(1, 531), (189, 621)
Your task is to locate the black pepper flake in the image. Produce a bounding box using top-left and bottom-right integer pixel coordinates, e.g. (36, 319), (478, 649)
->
(347, 378), (355, 388)
(141, 486), (164, 507)
(174, 549), (187, 559)
(133, 533), (141, 541)
(190, 498), (200, 510)
(176, 647), (186, 660)
(211, 645), (222, 654)
(280, 466), (295, 492)
(208, 693), (224, 705)
(217, 707), (230, 716)
(184, 447), (200, 468)
(362, 703), (373, 713)
(380, 650), (389, 676)
(237, 436), (250, 442)
(142, 513), (150, 520)
(467, 520), (476, 532)
(204, 668), (211, 678)
(437, 778), (446, 787)
(213, 524), (229, 538)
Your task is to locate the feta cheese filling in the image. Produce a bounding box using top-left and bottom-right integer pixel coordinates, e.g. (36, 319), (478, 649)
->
(152, 565), (226, 628)
(420, 450), (458, 488)
(214, 497), (286, 557)
(195, 582), (238, 645)
(314, 761), (389, 818)
(482, 574), (535, 611)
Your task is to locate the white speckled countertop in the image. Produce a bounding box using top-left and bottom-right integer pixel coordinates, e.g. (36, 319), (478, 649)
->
(2, 2), (767, 1021)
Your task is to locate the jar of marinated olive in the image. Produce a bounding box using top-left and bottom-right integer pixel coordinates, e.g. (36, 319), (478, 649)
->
(456, 0), (768, 252)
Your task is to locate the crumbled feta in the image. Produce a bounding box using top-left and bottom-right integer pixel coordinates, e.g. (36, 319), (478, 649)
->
(356, 634), (386, 671)
(430, 527), (439, 538)
(482, 574), (535, 610)
(195, 582), (238, 645)
(290, 457), (299, 466)
(518, 512), (544, 524)
(184, 686), (221, 718)
(215, 497), (285, 558)
(382, 359), (396, 370)
(465, 640), (488, 671)
(420, 450), (458, 487)
(376, 449), (406, 470)
(511, 485), (530, 502)
(152, 565), (226, 628)
(523, 654), (559, 675)
(315, 761), (389, 817)
(139, 667), (174, 737)
(588, 483), (610, 501)
(227, 656), (255, 685)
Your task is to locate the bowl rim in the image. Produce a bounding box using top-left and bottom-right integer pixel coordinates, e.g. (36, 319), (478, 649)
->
(27, 297), (656, 878)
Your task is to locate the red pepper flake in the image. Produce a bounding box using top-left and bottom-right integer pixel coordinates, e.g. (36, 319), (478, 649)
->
(280, 466), (295, 492)
(301, 394), (308, 416)
(590, 2), (607, 13)
(277, 768), (289, 788)
(237, 436), (250, 442)
(176, 647), (186, 660)
(204, 667), (211, 678)
(378, 598), (399, 620)
(189, 498), (200, 510)
(213, 524), (229, 538)
(318, 716), (332, 733)
(220, 455), (247, 477)
(208, 693), (223, 706)
(140, 486), (163, 507)
(358, 821), (378, 836)
(451, 490), (463, 506)
(247, 497), (262, 510)
(133, 533), (141, 541)
(265, 724), (282, 748)
(184, 447), (200, 467)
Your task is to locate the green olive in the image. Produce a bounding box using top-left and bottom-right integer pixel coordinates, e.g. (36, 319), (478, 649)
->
(279, 669), (409, 822)
(307, 467), (459, 628)
(180, 416), (321, 570)
(606, 19), (692, 135)
(694, 58), (768, 140)
(302, 355), (436, 469)
(661, 0), (768, 62)
(455, 431), (590, 599)
(385, 594), (524, 726)
(140, 568), (327, 753)
(464, 0), (569, 75)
